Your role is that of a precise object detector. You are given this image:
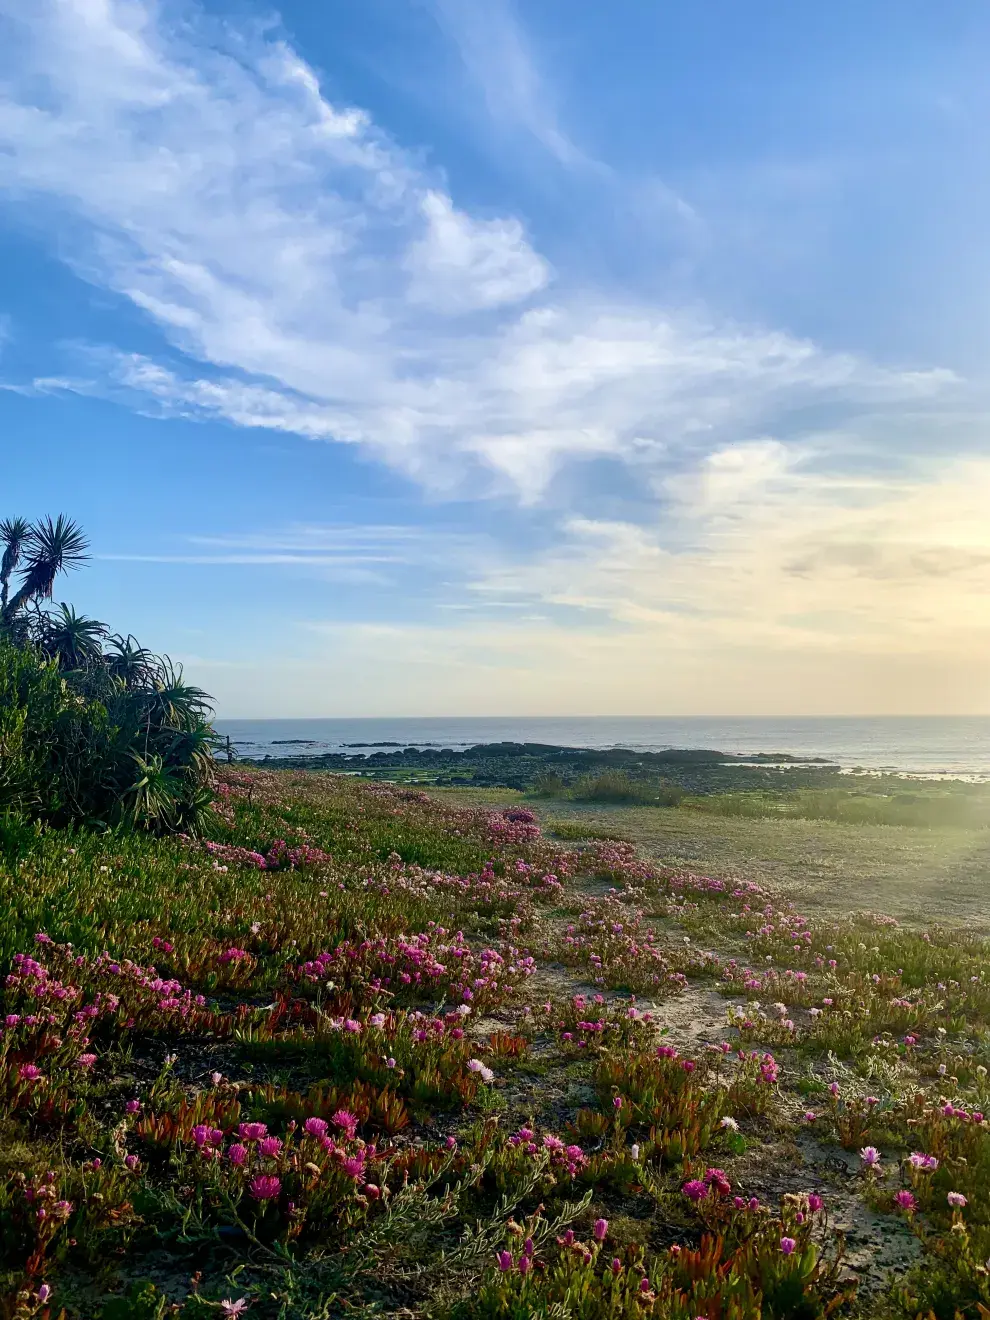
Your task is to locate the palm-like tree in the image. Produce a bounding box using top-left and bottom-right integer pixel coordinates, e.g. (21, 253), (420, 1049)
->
(105, 634), (158, 687)
(0, 513), (218, 833)
(1, 515), (89, 624)
(39, 604), (108, 670)
(0, 517), (31, 612)
(144, 661), (214, 728)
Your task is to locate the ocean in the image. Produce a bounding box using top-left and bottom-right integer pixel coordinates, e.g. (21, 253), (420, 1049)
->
(211, 716), (990, 777)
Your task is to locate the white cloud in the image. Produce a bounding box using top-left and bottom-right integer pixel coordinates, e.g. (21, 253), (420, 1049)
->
(470, 445), (990, 659)
(0, 0), (957, 505)
(426, 0), (585, 168)
(405, 191), (550, 311)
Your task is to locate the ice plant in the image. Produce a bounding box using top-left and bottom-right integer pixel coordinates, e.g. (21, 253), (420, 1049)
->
(249, 1175), (281, 1200)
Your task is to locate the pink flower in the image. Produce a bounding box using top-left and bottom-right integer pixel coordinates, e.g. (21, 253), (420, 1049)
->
(219, 1301), (249, 1317)
(125, 1100), (141, 1114)
(249, 1174), (281, 1200)
(909, 1152), (938, 1171)
(332, 1109), (358, 1136)
(704, 1167), (731, 1195)
(37, 1286), (52, 1304)
(780, 1237), (796, 1256)
(238, 1122), (268, 1142)
(807, 1193), (823, 1212)
(894, 1190), (917, 1212)
(859, 1146), (881, 1167)
(303, 1117), (328, 1138)
(518, 1255), (531, 1276)
(682, 1180), (709, 1202)
(75, 1054), (97, 1070)
(124, 1155), (139, 1171)
(593, 1218), (608, 1241)
(18, 1063), (42, 1082)
(497, 1251), (513, 1272)
(947, 1192), (967, 1208)
(258, 1137), (283, 1158)
(227, 1144), (248, 1166)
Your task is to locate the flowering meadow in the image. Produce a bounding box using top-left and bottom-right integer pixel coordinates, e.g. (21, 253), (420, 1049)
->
(0, 769), (988, 1318)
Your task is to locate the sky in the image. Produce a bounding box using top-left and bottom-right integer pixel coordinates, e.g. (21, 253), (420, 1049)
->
(2, 0), (990, 717)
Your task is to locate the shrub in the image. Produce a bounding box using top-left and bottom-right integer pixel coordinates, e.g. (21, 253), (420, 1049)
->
(0, 515), (216, 831)
(571, 771), (671, 805)
(531, 771), (566, 797)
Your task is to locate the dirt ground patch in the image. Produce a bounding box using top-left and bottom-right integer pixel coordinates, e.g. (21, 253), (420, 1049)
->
(435, 788), (990, 929)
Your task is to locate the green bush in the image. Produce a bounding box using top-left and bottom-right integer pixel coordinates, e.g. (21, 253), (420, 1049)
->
(572, 770), (667, 802)
(531, 770), (566, 797)
(0, 515), (216, 831)
(0, 639), (214, 830)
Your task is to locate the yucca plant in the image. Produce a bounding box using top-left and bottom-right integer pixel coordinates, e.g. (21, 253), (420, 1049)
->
(0, 514), (218, 832)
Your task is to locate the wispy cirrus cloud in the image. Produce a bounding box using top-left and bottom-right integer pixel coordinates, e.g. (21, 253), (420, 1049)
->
(424, 0), (587, 169)
(0, 0), (957, 506)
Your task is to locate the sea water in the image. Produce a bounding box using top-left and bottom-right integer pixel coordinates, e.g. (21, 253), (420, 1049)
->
(212, 716), (990, 777)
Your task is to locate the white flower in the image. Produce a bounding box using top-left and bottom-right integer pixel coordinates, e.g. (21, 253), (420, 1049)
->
(719, 1116), (739, 1132)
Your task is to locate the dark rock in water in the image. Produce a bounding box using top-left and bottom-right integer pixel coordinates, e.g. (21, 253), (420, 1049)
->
(271, 739), (321, 745)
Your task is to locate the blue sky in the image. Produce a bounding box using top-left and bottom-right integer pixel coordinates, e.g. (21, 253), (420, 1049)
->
(2, 0), (990, 716)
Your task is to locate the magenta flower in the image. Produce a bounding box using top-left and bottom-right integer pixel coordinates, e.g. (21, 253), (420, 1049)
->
(258, 1137), (283, 1158)
(227, 1144), (248, 1166)
(780, 1237), (797, 1256)
(593, 1218), (608, 1241)
(682, 1179), (709, 1202)
(18, 1063), (42, 1082)
(332, 1109), (358, 1136)
(894, 1190), (917, 1212)
(859, 1146), (881, 1167)
(303, 1117), (328, 1138)
(248, 1174), (281, 1200)
(807, 1193), (823, 1212)
(238, 1122), (268, 1142)
(496, 1250), (513, 1272)
(704, 1167), (731, 1196)
(75, 1054), (97, 1070)
(518, 1255), (531, 1276)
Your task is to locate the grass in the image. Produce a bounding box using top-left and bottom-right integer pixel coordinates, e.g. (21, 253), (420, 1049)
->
(2, 769), (990, 1318)
(434, 789), (990, 929)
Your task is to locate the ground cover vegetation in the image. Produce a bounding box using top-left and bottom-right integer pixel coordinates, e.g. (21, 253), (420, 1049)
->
(1, 765), (989, 1319)
(247, 744), (990, 831)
